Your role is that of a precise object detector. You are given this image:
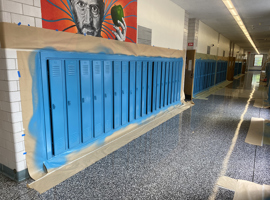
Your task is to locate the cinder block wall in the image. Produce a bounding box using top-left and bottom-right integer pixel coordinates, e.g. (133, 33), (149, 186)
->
(0, 0), (42, 26)
(0, 0), (42, 180)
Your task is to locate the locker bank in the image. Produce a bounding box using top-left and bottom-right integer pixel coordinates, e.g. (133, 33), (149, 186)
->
(0, 0), (270, 199)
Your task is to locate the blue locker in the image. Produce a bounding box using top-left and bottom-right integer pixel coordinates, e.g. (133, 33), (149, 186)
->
(152, 62), (157, 111)
(122, 61), (129, 125)
(129, 61), (136, 122)
(171, 62), (176, 103)
(104, 61), (113, 133)
(156, 62), (162, 109)
(142, 61), (147, 116)
(93, 61), (104, 137)
(48, 60), (67, 155)
(164, 62), (169, 106)
(177, 61), (182, 101)
(174, 62), (179, 102)
(147, 62), (153, 114)
(65, 60), (81, 149)
(135, 61), (142, 119)
(160, 62), (166, 107)
(168, 62), (172, 105)
(80, 60), (93, 143)
(113, 61), (122, 128)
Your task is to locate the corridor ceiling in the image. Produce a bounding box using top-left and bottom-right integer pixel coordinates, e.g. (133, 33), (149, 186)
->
(171, 0), (270, 54)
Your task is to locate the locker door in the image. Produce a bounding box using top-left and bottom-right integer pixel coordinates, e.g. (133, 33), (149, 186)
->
(177, 61), (182, 101)
(164, 62), (169, 106)
(152, 62), (157, 111)
(129, 61), (136, 122)
(122, 61), (129, 125)
(141, 61), (147, 116)
(174, 62), (179, 102)
(65, 60), (81, 149)
(80, 60), (93, 143)
(93, 61), (104, 137)
(135, 61), (142, 119)
(160, 62), (166, 107)
(113, 61), (122, 128)
(147, 62), (153, 114)
(171, 62), (176, 103)
(48, 60), (67, 155)
(104, 61), (113, 133)
(156, 62), (161, 109)
(168, 62), (172, 105)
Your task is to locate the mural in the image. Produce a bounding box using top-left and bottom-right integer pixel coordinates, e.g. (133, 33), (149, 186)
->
(41, 0), (137, 43)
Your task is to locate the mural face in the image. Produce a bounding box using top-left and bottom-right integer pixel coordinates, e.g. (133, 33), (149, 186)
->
(41, 0), (137, 43)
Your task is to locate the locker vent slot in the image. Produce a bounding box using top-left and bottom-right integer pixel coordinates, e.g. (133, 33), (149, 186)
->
(68, 65), (75, 76)
(82, 65), (89, 75)
(95, 65), (101, 74)
(52, 66), (60, 77)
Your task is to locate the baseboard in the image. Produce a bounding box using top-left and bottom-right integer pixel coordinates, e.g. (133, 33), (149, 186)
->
(0, 163), (30, 182)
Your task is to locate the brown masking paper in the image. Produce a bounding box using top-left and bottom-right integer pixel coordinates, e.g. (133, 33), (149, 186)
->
(245, 117), (264, 146)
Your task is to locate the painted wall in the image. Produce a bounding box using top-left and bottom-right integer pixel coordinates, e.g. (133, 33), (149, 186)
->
(197, 21), (219, 55)
(218, 35), (230, 57)
(233, 44), (241, 57)
(137, 0), (185, 50)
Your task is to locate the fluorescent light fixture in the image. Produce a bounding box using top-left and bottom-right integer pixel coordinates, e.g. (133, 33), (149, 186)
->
(222, 0), (260, 54)
(229, 8), (238, 16)
(223, 0), (234, 9)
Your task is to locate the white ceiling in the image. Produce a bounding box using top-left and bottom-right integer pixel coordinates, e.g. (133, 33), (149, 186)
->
(171, 0), (270, 54)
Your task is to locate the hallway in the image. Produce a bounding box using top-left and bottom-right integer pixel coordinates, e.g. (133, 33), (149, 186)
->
(0, 72), (269, 199)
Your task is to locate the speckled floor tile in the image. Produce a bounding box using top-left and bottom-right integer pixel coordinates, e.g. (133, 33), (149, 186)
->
(0, 71), (269, 200)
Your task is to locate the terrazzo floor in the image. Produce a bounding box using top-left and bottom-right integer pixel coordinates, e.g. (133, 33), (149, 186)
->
(0, 71), (269, 200)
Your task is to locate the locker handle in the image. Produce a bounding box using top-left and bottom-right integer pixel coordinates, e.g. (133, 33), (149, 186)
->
(68, 101), (71, 106)
(104, 93), (107, 98)
(114, 92), (117, 96)
(130, 91), (132, 95)
(94, 96), (97, 100)
(136, 88), (138, 91)
(122, 90), (124, 94)
(52, 104), (55, 109)
(82, 98), (85, 103)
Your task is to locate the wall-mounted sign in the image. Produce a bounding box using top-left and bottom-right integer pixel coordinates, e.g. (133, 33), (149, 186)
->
(41, 0), (137, 43)
(188, 43), (194, 46)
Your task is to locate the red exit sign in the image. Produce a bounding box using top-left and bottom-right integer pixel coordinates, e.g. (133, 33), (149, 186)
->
(188, 43), (194, 46)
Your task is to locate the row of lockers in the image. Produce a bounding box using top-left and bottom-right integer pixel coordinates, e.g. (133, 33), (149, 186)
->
(216, 61), (228, 84)
(45, 58), (183, 157)
(193, 60), (216, 95)
(234, 62), (242, 76)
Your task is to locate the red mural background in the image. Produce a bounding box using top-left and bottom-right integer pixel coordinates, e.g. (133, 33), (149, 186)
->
(41, 0), (137, 43)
